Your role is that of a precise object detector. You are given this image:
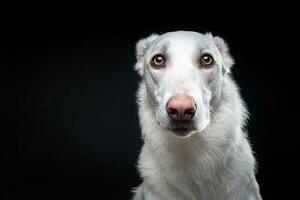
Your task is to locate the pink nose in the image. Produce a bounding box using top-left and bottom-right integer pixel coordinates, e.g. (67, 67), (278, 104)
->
(166, 95), (196, 121)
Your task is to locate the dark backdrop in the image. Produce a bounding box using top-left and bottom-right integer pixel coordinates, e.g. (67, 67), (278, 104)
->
(1, 8), (299, 200)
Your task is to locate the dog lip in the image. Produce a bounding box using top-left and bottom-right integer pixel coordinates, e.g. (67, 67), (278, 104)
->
(167, 120), (197, 136)
(171, 127), (192, 132)
(169, 127), (197, 137)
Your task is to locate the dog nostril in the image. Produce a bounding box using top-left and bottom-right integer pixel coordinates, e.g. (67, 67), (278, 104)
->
(184, 108), (195, 116)
(167, 95), (196, 121)
(167, 108), (178, 115)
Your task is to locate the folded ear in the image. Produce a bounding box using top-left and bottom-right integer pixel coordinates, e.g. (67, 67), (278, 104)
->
(135, 34), (159, 76)
(206, 33), (234, 74)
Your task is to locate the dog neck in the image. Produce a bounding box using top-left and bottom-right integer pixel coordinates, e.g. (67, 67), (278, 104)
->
(136, 76), (252, 199)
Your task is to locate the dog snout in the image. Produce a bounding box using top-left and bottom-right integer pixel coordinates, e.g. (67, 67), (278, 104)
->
(167, 95), (196, 121)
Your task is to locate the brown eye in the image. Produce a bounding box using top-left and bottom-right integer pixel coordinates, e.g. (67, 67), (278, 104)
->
(151, 54), (166, 68)
(200, 54), (214, 67)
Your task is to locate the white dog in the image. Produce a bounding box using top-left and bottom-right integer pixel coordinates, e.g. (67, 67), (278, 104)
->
(132, 31), (262, 200)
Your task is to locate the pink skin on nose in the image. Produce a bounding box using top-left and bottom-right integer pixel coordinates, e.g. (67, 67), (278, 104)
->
(166, 95), (196, 121)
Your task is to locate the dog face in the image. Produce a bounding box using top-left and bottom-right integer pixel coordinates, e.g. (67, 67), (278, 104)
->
(135, 31), (234, 137)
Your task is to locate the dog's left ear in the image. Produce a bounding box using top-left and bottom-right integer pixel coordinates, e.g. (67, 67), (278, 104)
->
(206, 33), (234, 74)
(135, 34), (159, 76)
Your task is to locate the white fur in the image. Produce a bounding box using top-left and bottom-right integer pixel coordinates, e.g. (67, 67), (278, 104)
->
(132, 31), (262, 200)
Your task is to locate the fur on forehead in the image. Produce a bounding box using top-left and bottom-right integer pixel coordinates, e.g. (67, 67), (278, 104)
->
(134, 32), (234, 76)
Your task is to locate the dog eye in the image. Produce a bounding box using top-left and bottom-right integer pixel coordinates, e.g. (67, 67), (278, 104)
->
(151, 54), (166, 68)
(200, 54), (214, 67)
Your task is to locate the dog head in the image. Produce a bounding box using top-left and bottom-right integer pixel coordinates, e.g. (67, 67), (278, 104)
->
(135, 31), (234, 138)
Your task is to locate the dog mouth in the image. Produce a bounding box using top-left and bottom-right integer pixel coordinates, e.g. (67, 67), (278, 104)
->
(167, 121), (197, 137)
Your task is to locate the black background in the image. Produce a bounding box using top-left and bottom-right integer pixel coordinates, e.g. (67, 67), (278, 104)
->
(1, 6), (299, 200)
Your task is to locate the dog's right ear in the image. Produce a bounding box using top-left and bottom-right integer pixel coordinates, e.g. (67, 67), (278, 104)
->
(135, 34), (159, 76)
